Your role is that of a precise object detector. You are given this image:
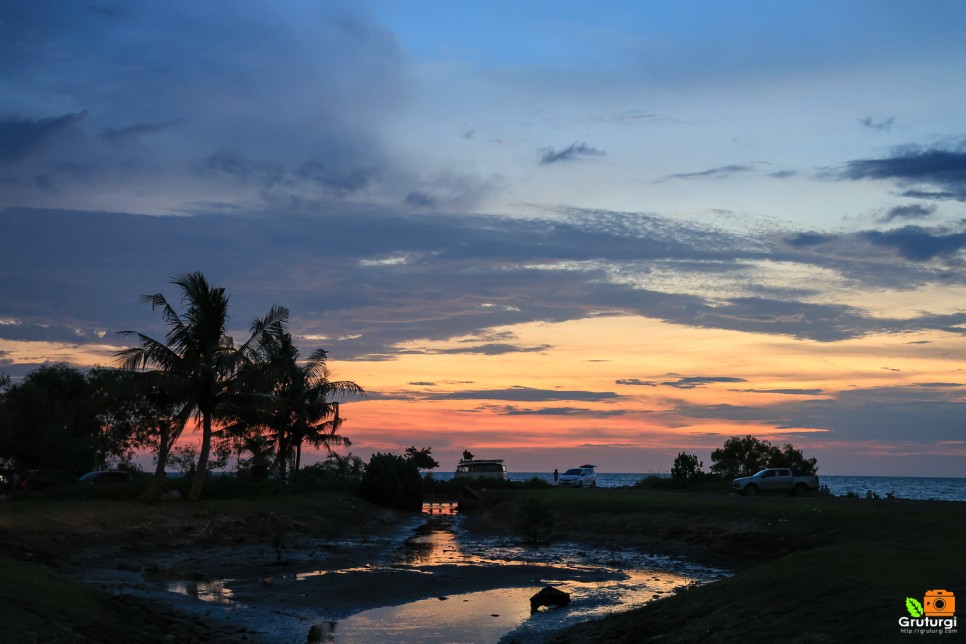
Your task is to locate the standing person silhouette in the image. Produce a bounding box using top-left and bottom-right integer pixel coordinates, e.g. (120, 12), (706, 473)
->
(553, 469), (559, 485)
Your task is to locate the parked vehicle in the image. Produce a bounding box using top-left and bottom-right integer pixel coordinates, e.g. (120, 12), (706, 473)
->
(454, 458), (508, 481)
(17, 469), (79, 492)
(732, 468), (819, 496)
(0, 469), (15, 494)
(79, 470), (134, 484)
(558, 465), (596, 488)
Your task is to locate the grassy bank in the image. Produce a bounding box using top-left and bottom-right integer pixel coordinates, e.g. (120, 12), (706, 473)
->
(2, 487), (962, 642)
(0, 491), (409, 643)
(466, 488), (965, 642)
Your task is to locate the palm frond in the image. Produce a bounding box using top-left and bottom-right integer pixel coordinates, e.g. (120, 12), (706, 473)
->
(114, 334), (183, 372)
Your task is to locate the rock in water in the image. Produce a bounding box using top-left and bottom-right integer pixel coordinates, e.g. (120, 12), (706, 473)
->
(530, 586), (571, 612)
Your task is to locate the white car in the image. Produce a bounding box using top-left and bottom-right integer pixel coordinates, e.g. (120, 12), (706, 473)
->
(558, 465), (596, 488)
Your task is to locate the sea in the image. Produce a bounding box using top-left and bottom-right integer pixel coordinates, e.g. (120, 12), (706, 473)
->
(430, 472), (966, 502)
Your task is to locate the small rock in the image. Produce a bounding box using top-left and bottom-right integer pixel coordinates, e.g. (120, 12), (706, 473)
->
(530, 586), (571, 613)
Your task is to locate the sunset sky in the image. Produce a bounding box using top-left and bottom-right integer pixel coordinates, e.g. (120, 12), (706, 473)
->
(2, 1), (965, 476)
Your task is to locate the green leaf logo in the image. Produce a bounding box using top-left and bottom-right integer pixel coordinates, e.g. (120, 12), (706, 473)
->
(906, 597), (924, 617)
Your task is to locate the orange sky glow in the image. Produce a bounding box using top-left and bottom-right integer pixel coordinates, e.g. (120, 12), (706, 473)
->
(304, 316), (966, 476)
(3, 2), (966, 480)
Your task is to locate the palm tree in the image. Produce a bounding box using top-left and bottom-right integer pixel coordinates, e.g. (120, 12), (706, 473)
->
(288, 347), (364, 481)
(234, 323), (363, 488)
(116, 271), (286, 500)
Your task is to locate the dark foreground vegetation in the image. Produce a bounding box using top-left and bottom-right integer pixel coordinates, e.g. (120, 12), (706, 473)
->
(469, 488), (965, 643)
(2, 478), (963, 643)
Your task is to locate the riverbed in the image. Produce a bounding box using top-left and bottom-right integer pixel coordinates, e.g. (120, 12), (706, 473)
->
(71, 503), (727, 643)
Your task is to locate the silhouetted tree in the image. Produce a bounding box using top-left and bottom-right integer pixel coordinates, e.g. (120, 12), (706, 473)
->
(0, 364), (100, 473)
(228, 318), (362, 489)
(322, 452), (364, 479)
(116, 271), (286, 500)
(405, 446), (439, 471)
(359, 452), (423, 511)
(710, 435), (817, 478)
(670, 452), (703, 485)
(86, 368), (184, 474)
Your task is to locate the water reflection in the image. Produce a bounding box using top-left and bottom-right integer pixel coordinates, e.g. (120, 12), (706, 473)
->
(164, 579), (234, 604)
(303, 509), (716, 642)
(308, 587), (538, 644)
(138, 504), (724, 643)
(422, 501), (459, 516)
(400, 516), (464, 565)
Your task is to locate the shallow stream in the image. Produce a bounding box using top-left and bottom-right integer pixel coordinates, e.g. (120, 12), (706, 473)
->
(79, 502), (727, 643)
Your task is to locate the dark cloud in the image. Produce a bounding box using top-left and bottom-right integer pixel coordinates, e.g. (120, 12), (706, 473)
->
(860, 225), (966, 260)
(2, 206), (965, 363)
(499, 406), (627, 417)
(405, 192), (436, 207)
(539, 142), (605, 165)
(671, 384), (966, 443)
(784, 232), (835, 247)
(661, 164), (752, 181)
(859, 116), (896, 131)
(196, 154), (375, 197)
(0, 113), (85, 164)
(618, 376), (747, 389)
(738, 388), (825, 395)
(840, 146), (966, 201)
(0, 2), (408, 212)
(102, 120), (185, 142)
(423, 386), (620, 402)
(295, 160), (372, 195)
(769, 170), (797, 179)
(663, 376), (747, 389)
(877, 203), (937, 223)
(197, 152), (285, 187)
(435, 343), (551, 356)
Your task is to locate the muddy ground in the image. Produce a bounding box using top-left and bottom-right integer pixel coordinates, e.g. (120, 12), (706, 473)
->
(3, 487), (963, 643)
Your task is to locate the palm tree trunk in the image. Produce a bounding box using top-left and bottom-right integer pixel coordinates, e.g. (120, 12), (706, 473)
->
(142, 419), (179, 501)
(294, 442), (303, 484)
(189, 412), (212, 501)
(275, 433), (289, 494)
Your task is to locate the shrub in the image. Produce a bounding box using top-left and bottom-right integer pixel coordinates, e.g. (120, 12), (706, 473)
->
(358, 452), (422, 511)
(516, 498), (554, 545)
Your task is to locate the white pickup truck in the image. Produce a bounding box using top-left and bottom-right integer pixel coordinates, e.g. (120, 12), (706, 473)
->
(732, 468), (819, 496)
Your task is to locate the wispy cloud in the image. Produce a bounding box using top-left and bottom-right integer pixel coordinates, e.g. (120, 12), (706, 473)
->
(859, 116), (896, 131)
(660, 164), (753, 181)
(102, 119), (185, 142)
(539, 142), (605, 165)
(618, 375), (748, 389)
(498, 406), (627, 417)
(423, 386), (620, 402)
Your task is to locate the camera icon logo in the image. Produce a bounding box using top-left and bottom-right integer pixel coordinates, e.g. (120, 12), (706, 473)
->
(924, 590), (956, 617)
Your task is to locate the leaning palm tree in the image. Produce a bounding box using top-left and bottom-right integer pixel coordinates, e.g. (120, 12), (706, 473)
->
(116, 271), (286, 501)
